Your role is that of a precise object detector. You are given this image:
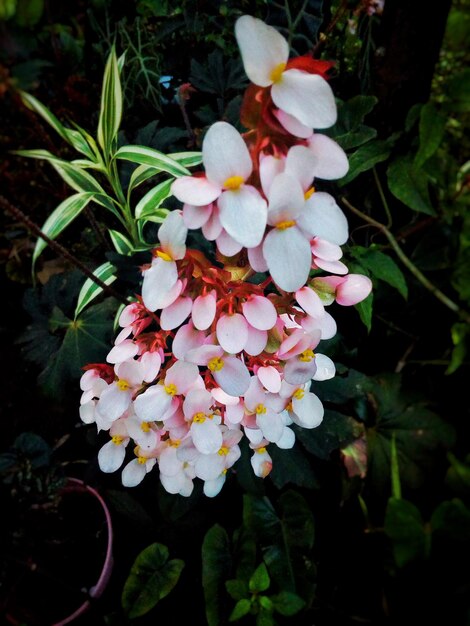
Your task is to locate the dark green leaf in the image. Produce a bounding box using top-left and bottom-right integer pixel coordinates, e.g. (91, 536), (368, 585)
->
(269, 445), (318, 489)
(334, 125), (377, 151)
(105, 490), (154, 528)
(229, 599), (251, 622)
(431, 499), (470, 544)
(446, 69), (470, 112)
(13, 432), (51, 468)
(271, 591), (306, 616)
(339, 140), (392, 185)
(387, 156), (435, 215)
(296, 410), (358, 460)
(225, 579), (249, 601)
(256, 608), (275, 626)
(446, 453), (470, 493)
(384, 497), (426, 567)
(202, 524), (232, 626)
(355, 292), (373, 331)
(415, 103), (446, 168)
(315, 367), (371, 404)
(351, 247), (408, 299)
(122, 542), (184, 619)
(249, 563), (270, 593)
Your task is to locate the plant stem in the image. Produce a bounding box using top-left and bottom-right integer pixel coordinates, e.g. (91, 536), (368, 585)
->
(0, 195), (128, 305)
(341, 196), (470, 324)
(373, 167), (392, 228)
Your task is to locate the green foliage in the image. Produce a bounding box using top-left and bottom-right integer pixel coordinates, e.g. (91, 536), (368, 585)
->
(121, 542), (184, 619)
(202, 524), (233, 626)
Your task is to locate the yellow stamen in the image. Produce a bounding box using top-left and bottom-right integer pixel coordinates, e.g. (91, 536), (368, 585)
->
(222, 468), (228, 475)
(193, 412), (206, 423)
(304, 186), (315, 200)
(117, 379), (130, 391)
(218, 446), (229, 456)
(256, 447), (267, 454)
(208, 356), (224, 372)
(293, 388), (305, 400)
(156, 250), (172, 262)
(255, 403), (267, 414)
(164, 383), (178, 396)
(112, 435), (124, 445)
(223, 175), (244, 190)
(270, 62), (286, 83)
(141, 421), (151, 433)
(299, 349), (315, 362)
(137, 456), (147, 465)
(276, 219), (296, 230)
(169, 439), (181, 448)
(286, 401), (293, 412)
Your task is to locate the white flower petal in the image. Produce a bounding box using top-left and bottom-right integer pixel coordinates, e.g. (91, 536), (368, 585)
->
(172, 176), (221, 206)
(158, 210), (187, 260)
(312, 353), (336, 381)
(308, 133), (349, 180)
(267, 173), (304, 225)
(247, 244), (268, 272)
(98, 439), (127, 473)
(141, 259), (178, 312)
(263, 227), (312, 292)
(291, 391), (324, 428)
(285, 145), (318, 191)
(275, 109), (313, 138)
(218, 186), (267, 248)
(122, 459), (148, 487)
(242, 295), (277, 331)
(213, 356), (251, 397)
(298, 192), (348, 245)
(216, 230), (243, 257)
(160, 296), (193, 330)
(216, 313), (249, 354)
(203, 121), (252, 187)
(183, 202), (213, 229)
(191, 420), (223, 455)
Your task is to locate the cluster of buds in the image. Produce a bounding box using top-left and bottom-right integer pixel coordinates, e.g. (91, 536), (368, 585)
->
(79, 16), (372, 497)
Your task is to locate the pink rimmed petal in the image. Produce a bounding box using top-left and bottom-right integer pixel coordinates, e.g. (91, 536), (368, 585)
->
(172, 176), (221, 206)
(195, 453), (225, 481)
(285, 145), (318, 191)
(142, 258), (178, 312)
(213, 356), (251, 397)
(122, 458), (155, 487)
(203, 121), (252, 187)
(296, 286), (325, 318)
(192, 292), (216, 330)
(211, 387), (240, 406)
(216, 230), (243, 257)
(271, 70), (337, 129)
(216, 313), (249, 354)
(183, 388), (213, 420)
(119, 303), (139, 327)
(299, 192), (348, 245)
(79, 401), (96, 424)
(278, 328), (315, 359)
(134, 385), (172, 422)
(165, 360), (200, 395)
(336, 274), (373, 305)
(302, 311), (337, 340)
(256, 410), (284, 443)
(172, 322), (206, 360)
(314, 258), (348, 275)
(191, 419), (223, 455)
(160, 296), (193, 331)
(96, 385), (132, 422)
(159, 210), (187, 260)
(225, 401), (245, 424)
(308, 133), (349, 180)
(106, 340), (138, 364)
(115, 326), (133, 344)
(185, 344), (224, 366)
(139, 351), (162, 383)
(159, 447), (183, 477)
(115, 359), (143, 387)
(244, 325), (268, 356)
(311, 237), (343, 261)
(312, 353), (336, 381)
(251, 448), (273, 477)
(247, 244), (268, 273)
(275, 109), (313, 139)
(235, 15), (289, 87)
(242, 295), (277, 331)
(291, 391), (324, 428)
(276, 425), (296, 449)
(267, 173), (305, 225)
(257, 366), (282, 393)
(218, 186), (267, 248)
(244, 376), (266, 412)
(263, 227), (312, 293)
(259, 154), (285, 197)
(202, 206), (223, 240)
(98, 439), (127, 473)
(283, 356), (317, 385)
(182, 202), (213, 229)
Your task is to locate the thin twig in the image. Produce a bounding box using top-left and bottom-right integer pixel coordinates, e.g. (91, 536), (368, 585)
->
(0, 195), (128, 305)
(373, 167), (392, 228)
(341, 196), (470, 324)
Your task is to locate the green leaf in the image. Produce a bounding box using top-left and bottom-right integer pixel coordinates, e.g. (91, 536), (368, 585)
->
(269, 445), (318, 489)
(74, 262), (117, 318)
(115, 145), (191, 177)
(249, 563), (270, 593)
(225, 579), (248, 601)
(32, 192), (94, 268)
(64, 128), (98, 161)
(446, 69), (470, 112)
(296, 409), (358, 460)
(202, 524), (232, 626)
(229, 599), (251, 622)
(135, 179), (173, 218)
(414, 103), (446, 169)
(390, 433), (402, 500)
(271, 591), (306, 616)
(446, 453), (470, 493)
(355, 292), (373, 331)
(431, 498), (470, 544)
(168, 151), (203, 167)
(19, 91), (69, 142)
(384, 497), (426, 567)
(339, 140), (392, 186)
(108, 230), (135, 255)
(97, 47), (123, 156)
(351, 247), (408, 299)
(334, 125), (377, 151)
(128, 164), (162, 195)
(387, 156), (436, 215)
(122, 542), (184, 619)
(256, 608), (274, 626)
(15, 0), (43, 26)
(13, 432), (51, 468)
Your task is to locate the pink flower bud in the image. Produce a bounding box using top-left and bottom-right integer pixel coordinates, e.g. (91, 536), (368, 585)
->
(335, 274), (372, 306)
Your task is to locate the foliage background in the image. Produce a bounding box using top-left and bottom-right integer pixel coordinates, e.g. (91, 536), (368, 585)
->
(0, 1), (469, 625)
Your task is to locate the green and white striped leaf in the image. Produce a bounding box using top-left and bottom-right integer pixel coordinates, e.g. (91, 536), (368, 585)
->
(19, 91), (69, 142)
(109, 229), (135, 255)
(168, 151), (203, 168)
(97, 47), (123, 157)
(117, 51), (127, 73)
(74, 261), (117, 318)
(33, 192), (94, 268)
(63, 128), (97, 161)
(115, 145), (190, 177)
(128, 164), (161, 196)
(135, 179), (173, 218)
(139, 209), (170, 224)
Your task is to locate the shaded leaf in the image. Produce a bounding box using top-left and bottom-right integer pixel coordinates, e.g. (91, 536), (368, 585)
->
(202, 524), (232, 626)
(415, 103), (446, 168)
(249, 563), (270, 593)
(98, 47), (123, 156)
(387, 156), (435, 215)
(355, 292), (373, 331)
(339, 140), (392, 185)
(296, 409), (358, 460)
(384, 497), (426, 567)
(351, 247), (408, 299)
(269, 445), (318, 489)
(225, 579), (248, 601)
(74, 262), (117, 318)
(229, 599), (251, 622)
(271, 591), (305, 616)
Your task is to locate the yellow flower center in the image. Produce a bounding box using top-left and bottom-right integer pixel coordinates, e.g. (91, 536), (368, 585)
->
(137, 456), (147, 465)
(256, 447), (267, 454)
(286, 401), (293, 412)
(255, 403), (267, 414)
(223, 175), (244, 190)
(276, 219), (296, 230)
(218, 446), (229, 456)
(299, 349), (315, 362)
(193, 412), (206, 423)
(270, 62), (286, 83)
(168, 439), (181, 448)
(164, 383), (178, 396)
(117, 379), (130, 391)
(141, 421), (151, 433)
(208, 356), (225, 372)
(293, 388), (305, 400)
(304, 186), (315, 200)
(156, 250), (172, 262)
(112, 435), (124, 445)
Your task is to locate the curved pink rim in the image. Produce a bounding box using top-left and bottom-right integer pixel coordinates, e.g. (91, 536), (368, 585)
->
(52, 477), (114, 626)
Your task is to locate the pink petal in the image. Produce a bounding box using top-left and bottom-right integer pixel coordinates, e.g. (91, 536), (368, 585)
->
(213, 357), (251, 397)
(106, 340), (138, 364)
(314, 258), (348, 275)
(244, 325), (268, 356)
(296, 286), (325, 318)
(216, 313), (249, 354)
(139, 351), (162, 383)
(185, 344), (224, 366)
(216, 230), (243, 257)
(302, 311), (337, 340)
(172, 175), (221, 206)
(247, 244), (268, 272)
(311, 237), (343, 261)
(275, 109), (313, 139)
(336, 274), (373, 305)
(183, 388), (213, 420)
(257, 366), (282, 393)
(242, 295), (277, 331)
(308, 133), (349, 180)
(160, 296), (193, 330)
(202, 206), (223, 240)
(172, 322), (206, 360)
(183, 202), (213, 229)
(165, 360), (200, 395)
(192, 291), (216, 330)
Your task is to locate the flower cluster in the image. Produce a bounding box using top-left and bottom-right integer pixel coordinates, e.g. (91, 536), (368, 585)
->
(79, 15), (372, 497)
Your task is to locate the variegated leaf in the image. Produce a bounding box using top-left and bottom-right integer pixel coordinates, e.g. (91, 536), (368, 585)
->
(74, 262), (117, 318)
